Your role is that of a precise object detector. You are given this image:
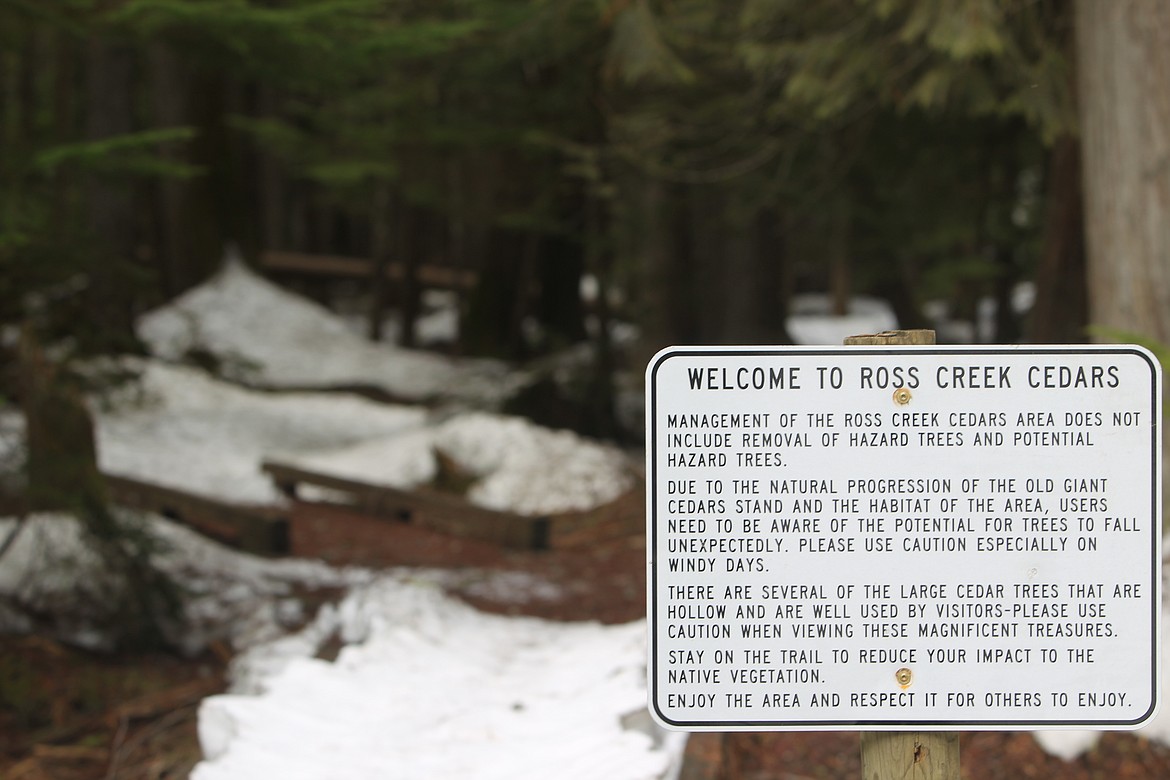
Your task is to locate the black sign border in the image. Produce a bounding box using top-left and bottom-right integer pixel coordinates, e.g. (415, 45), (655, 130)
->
(647, 346), (1162, 731)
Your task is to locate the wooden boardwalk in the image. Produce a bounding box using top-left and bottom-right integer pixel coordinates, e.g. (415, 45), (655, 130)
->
(262, 459), (644, 551)
(99, 462), (643, 557)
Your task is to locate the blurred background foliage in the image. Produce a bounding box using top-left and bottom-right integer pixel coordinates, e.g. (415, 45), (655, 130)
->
(0, 0), (1087, 367)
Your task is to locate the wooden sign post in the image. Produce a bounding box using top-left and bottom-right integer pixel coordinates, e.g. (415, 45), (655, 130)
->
(844, 330), (959, 780)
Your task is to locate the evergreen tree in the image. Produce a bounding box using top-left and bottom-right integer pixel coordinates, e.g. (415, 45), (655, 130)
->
(599, 0), (1075, 346)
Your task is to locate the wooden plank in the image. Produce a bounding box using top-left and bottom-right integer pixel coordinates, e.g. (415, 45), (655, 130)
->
(264, 460), (645, 551)
(545, 483), (645, 548)
(262, 460), (549, 550)
(258, 250), (477, 290)
(258, 251), (371, 277)
(104, 474), (289, 556)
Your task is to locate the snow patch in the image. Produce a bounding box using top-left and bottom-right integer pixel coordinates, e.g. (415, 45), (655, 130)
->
(786, 294), (899, 345)
(0, 513), (365, 654)
(193, 576), (683, 780)
(136, 257), (521, 404)
(96, 360), (428, 505)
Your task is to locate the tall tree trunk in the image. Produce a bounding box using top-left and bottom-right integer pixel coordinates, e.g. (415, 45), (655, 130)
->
(719, 204), (790, 344)
(463, 229), (524, 358)
(535, 234), (586, 346)
(19, 327), (102, 512)
(754, 211), (794, 344)
(1030, 136), (1087, 343)
(446, 156), (467, 355)
(685, 185), (721, 342)
(991, 243), (1020, 344)
(1076, 0), (1170, 530)
(398, 202), (421, 349)
(977, 127), (1022, 344)
(828, 195), (852, 318)
(83, 37), (138, 348)
(148, 44), (189, 297)
(257, 86), (286, 253)
(148, 61), (227, 293)
(628, 177), (665, 354)
(368, 183), (393, 342)
(636, 177), (674, 350)
(507, 232), (538, 358)
(1, 34), (22, 151)
(635, 178), (699, 349)
(1075, 0), (1170, 345)
(583, 191), (618, 439)
(718, 217), (756, 343)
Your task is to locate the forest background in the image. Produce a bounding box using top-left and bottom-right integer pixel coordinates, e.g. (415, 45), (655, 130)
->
(0, 0), (1165, 437)
(3, 4), (1170, 775)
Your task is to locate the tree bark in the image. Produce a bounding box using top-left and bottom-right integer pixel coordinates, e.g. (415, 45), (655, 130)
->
(1075, 0), (1170, 344)
(828, 194), (852, 318)
(1030, 135), (1087, 343)
(368, 183), (393, 342)
(257, 87), (286, 253)
(752, 210), (793, 344)
(1076, 0), (1170, 529)
(19, 327), (103, 512)
(398, 201), (421, 349)
(629, 177), (673, 356)
(148, 44), (190, 297)
(83, 36), (139, 346)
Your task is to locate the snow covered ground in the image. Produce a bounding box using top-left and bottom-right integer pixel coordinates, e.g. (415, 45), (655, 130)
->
(0, 508), (684, 779)
(0, 363), (675, 778)
(0, 260), (1162, 775)
(0, 261), (674, 778)
(91, 360), (633, 514)
(196, 575), (684, 780)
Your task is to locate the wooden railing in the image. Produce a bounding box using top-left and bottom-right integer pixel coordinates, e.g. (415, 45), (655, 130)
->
(105, 474), (290, 556)
(262, 460), (643, 551)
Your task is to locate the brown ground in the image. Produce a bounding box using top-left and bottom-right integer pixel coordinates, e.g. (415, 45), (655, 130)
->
(3, 501), (1169, 779)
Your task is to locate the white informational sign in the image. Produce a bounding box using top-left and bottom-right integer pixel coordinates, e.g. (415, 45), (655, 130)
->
(645, 346), (1162, 731)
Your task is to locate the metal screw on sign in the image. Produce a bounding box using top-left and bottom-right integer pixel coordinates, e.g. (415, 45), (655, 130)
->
(893, 387), (912, 405)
